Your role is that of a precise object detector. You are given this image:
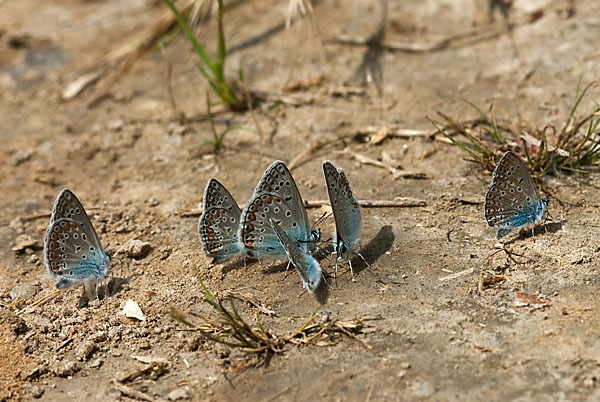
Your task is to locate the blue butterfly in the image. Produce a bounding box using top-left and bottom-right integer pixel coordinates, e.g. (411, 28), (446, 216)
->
(270, 218), (322, 293)
(43, 189), (111, 299)
(238, 161), (318, 259)
(198, 179), (244, 263)
(323, 160), (367, 278)
(485, 151), (549, 238)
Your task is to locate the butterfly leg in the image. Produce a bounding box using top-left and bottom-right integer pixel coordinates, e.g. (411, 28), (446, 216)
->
(348, 258), (356, 282)
(356, 251), (371, 268)
(321, 271), (334, 290)
(355, 249), (377, 279)
(333, 255), (340, 288)
(282, 261), (292, 280)
(83, 280), (98, 301)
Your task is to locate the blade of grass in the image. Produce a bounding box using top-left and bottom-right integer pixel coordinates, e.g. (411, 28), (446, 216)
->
(164, 0), (216, 73)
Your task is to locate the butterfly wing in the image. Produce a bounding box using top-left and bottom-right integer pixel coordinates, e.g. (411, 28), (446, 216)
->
(198, 179), (243, 263)
(323, 161), (361, 254)
(485, 152), (546, 238)
(270, 219), (321, 293)
(239, 161), (311, 257)
(44, 218), (111, 289)
(50, 189), (104, 247)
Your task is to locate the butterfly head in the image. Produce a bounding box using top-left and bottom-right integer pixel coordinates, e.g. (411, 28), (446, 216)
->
(335, 240), (348, 259)
(537, 198), (550, 223)
(310, 228), (321, 243)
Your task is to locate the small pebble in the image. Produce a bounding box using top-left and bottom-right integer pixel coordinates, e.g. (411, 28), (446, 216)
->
(168, 386), (191, 401)
(27, 384), (44, 399)
(123, 239), (152, 259)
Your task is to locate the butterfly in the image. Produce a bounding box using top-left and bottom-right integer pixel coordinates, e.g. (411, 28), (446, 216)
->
(269, 218), (322, 293)
(198, 179), (244, 263)
(323, 160), (367, 278)
(43, 189), (112, 299)
(238, 160), (318, 260)
(484, 151), (549, 239)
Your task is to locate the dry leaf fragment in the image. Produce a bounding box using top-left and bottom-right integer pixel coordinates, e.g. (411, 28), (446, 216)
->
(119, 299), (146, 321)
(515, 292), (550, 307)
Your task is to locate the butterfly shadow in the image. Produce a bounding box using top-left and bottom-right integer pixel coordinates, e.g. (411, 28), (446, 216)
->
(502, 220), (565, 245)
(314, 278), (330, 305)
(220, 257), (250, 276)
(104, 275), (132, 298)
(76, 275), (132, 308)
(353, 225), (395, 277)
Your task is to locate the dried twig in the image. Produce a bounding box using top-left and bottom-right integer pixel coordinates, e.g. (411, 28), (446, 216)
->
(356, 125), (435, 141)
(15, 290), (62, 315)
(18, 212), (51, 222)
(170, 282), (371, 368)
(158, 42), (177, 116)
(341, 150), (428, 179)
(304, 198), (426, 208)
(222, 290), (277, 316)
(331, 24), (507, 54)
(112, 381), (155, 402)
(288, 138), (343, 170)
(438, 267), (474, 282)
(331, 1), (568, 54)
(180, 197), (425, 217)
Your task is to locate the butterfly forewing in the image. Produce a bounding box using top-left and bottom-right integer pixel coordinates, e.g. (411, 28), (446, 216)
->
(269, 219), (321, 293)
(239, 161), (311, 257)
(50, 189), (103, 247)
(198, 179), (243, 263)
(323, 161), (361, 252)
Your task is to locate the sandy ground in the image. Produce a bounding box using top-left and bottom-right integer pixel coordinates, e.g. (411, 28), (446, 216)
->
(2, 0), (600, 400)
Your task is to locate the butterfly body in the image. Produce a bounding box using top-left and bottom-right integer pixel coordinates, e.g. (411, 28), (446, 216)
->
(198, 179), (243, 263)
(43, 189), (111, 298)
(322, 161), (365, 277)
(270, 219), (322, 293)
(239, 161), (315, 258)
(484, 151), (549, 238)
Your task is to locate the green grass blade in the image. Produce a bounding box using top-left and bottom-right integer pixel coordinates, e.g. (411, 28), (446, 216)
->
(164, 0), (217, 74)
(216, 0), (226, 84)
(489, 106), (504, 144)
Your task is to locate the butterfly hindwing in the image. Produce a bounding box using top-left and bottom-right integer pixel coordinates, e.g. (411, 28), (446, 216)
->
(198, 179), (243, 263)
(270, 218), (321, 293)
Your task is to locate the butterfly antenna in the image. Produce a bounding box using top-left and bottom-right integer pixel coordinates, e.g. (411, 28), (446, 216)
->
(312, 212), (330, 229)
